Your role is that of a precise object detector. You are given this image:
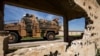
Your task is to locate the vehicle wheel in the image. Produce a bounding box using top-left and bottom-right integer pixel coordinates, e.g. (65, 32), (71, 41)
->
(46, 32), (55, 40)
(9, 32), (19, 43)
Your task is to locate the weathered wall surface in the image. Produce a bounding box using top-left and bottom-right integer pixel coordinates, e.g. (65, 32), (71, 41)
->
(74, 0), (100, 49)
(0, 31), (9, 56)
(75, 0), (100, 43)
(7, 42), (68, 56)
(0, 36), (5, 56)
(7, 40), (97, 56)
(65, 0), (100, 56)
(66, 39), (96, 56)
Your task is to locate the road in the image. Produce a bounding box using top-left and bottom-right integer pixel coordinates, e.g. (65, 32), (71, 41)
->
(9, 38), (63, 49)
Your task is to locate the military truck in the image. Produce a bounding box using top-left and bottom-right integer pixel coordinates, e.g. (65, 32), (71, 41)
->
(4, 14), (60, 43)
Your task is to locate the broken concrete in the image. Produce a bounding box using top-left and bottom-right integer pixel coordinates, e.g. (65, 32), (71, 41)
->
(74, 0), (100, 48)
(66, 39), (96, 56)
(65, 0), (100, 56)
(7, 42), (68, 56)
(0, 31), (9, 56)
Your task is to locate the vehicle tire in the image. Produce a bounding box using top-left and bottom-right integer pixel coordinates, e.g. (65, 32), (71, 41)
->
(9, 32), (19, 43)
(46, 32), (55, 40)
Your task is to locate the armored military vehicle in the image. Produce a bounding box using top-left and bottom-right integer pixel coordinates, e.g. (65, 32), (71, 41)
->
(4, 14), (60, 43)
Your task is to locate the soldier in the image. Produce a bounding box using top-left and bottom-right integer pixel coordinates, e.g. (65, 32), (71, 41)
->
(21, 13), (33, 33)
(52, 18), (59, 26)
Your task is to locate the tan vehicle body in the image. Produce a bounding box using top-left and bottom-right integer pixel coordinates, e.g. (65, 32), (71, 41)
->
(4, 14), (60, 43)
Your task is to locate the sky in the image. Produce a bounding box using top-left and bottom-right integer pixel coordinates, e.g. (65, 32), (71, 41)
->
(4, 4), (63, 24)
(4, 4), (85, 31)
(68, 17), (85, 31)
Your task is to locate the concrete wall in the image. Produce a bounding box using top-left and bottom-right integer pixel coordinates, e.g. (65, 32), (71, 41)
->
(7, 40), (97, 56)
(7, 42), (68, 56)
(58, 26), (83, 36)
(66, 39), (96, 56)
(74, 0), (100, 49)
(58, 31), (83, 36)
(69, 31), (83, 36)
(57, 31), (64, 36)
(65, 0), (100, 56)
(0, 31), (9, 56)
(57, 26), (64, 36)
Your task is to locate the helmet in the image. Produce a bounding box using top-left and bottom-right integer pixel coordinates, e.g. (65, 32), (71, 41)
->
(25, 13), (30, 17)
